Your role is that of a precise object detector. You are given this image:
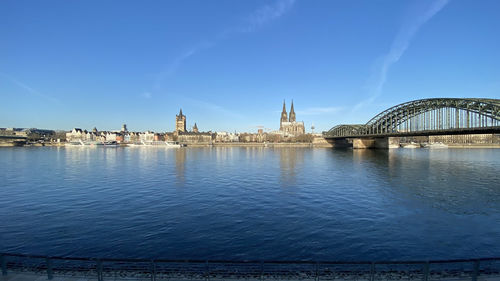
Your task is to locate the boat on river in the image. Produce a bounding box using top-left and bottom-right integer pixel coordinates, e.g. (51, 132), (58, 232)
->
(65, 140), (119, 147)
(103, 141), (120, 147)
(401, 143), (419, 149)
(127, 141), (181, 148)
(65, 140), (100, 146)
(423, 142), (448, 149)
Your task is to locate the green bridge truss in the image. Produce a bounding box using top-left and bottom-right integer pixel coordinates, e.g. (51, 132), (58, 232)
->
(324, 98), (500, 138)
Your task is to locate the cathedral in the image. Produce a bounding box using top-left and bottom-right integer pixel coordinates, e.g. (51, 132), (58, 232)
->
(280, 100), (305, 136)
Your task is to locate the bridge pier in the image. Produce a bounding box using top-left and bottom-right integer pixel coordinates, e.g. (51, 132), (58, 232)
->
(352, 137), (388, 149)
(326, 138), (352, 148)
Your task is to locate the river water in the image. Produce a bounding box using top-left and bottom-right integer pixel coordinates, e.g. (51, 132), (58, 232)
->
(0, 147), (499, 261)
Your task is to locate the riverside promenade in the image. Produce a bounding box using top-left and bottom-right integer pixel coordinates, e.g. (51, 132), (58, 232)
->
(2, 254), (500, 281)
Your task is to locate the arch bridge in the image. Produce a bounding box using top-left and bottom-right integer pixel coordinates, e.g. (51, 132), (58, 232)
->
(323, 98), (500, 148)
(324, 98), (500, 139)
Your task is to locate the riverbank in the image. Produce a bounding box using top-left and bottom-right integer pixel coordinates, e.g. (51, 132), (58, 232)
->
(395, 143), (500, 149)
(209, 142), (332, 148)
(447, 144), (500, 148)
(1, 142), (499, 148)
(0, 142), (65, 147)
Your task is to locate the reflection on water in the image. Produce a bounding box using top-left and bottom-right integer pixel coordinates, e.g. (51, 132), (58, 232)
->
(386, 149), (500, 214)
(175, 148), (186, 185)
(0, 147), (499, 261)
(279, 148), (304, 185)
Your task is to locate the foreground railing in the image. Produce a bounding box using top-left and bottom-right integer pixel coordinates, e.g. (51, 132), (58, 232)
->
(1, 253), (500, 281)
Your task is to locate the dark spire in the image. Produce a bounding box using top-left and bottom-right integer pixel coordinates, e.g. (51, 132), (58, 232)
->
(289, 100), (296, 122)
(179, 108), (183, 116)
(280, 100), (288, 126)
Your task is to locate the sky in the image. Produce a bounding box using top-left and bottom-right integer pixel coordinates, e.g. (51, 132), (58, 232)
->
(1, 0), (499, 133)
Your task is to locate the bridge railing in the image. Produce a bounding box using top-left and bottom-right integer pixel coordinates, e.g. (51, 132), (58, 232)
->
(2, 253), (500, 281)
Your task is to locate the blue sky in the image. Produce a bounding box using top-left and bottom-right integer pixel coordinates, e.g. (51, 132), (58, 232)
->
(1, 0), (499, 133)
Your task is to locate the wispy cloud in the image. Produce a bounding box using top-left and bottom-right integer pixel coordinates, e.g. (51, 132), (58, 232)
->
(183, 97), (244, 119)
(297, 106), (343, 115)
(245, 0), (296, 32)
(0, 72), (61, 104)
(153, 41), (215, 90)
(154, 0), (296, 89)
(354, 0), (450, 111)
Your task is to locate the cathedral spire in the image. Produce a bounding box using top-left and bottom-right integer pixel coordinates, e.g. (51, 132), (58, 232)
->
(289, 100), (296, 122)
(280, 100), (288, 128)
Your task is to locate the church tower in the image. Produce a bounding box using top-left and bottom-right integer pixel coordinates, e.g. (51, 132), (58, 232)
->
(289, 100), (296, 122)
(175, 109), (186, 132)
(280, 100), (288, 130)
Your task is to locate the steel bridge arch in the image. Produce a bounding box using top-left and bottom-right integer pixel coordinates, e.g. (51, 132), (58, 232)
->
(325, 98), (500, 137)
(364, 98), (500, 134)
(326, 124), (365, 137)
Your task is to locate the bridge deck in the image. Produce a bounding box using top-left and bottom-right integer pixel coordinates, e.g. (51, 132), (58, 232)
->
(324, 126), (500, 139)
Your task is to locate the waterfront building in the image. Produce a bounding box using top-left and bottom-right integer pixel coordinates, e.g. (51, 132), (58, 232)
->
(116, 133), (124, 143)
(279, 100), (305, 136)
(1, 128), (59, 144)
(176, 109), (187, 132)
(139, 131), (155, 142)
(164, 132), (175, 141)
(66, 128), (86, 142)
(177, 131), (214, 144)
(104, 132), (118, 142)
(215, 131), (239, 142)
(0, 128), (28, 137)
(238, 132), (265, 143)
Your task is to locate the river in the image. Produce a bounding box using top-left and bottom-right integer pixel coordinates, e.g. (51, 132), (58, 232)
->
(0, 147), (499, 261)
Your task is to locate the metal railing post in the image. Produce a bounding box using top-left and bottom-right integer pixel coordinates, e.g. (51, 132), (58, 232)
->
(97, 259), (103, 281)
(151, 260), (156, 281)
(205, 261), (209, 281)
(472, 260), (479, 281)
(260, 261), (264, 281)
(46, 257), (53, 280)
(1, 254), (7, 276)
(370, 262), (375, 281)
(315, 262), (319, 281)
(423, 262), (429, 281)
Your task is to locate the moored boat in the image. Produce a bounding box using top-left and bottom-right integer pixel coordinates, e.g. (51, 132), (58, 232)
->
(127, 141), (181, 148)
(424, 142), (448, 149)
(401, 143), (419, 149)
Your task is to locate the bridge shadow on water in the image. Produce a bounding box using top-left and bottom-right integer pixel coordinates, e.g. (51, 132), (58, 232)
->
(329, 148), (500, 215)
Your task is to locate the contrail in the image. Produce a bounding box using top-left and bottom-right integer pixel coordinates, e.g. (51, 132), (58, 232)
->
(354, 0), (450, 111)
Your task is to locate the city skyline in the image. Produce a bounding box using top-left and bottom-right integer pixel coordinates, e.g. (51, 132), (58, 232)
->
(1, 0), (499, 132)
